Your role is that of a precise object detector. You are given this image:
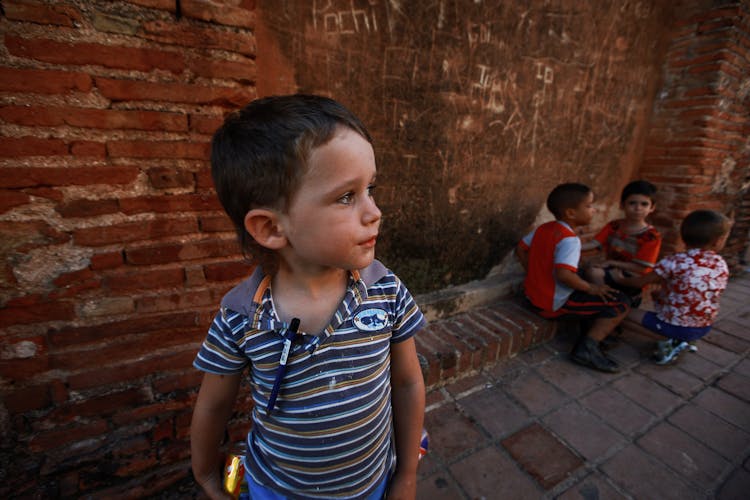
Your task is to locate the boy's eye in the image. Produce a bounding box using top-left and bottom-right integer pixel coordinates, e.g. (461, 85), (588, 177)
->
(338, 192), (354, 205)
(368, 184), (376, 196)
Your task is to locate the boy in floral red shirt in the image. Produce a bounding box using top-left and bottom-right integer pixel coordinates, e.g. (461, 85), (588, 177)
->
(613, 210), (731, 364)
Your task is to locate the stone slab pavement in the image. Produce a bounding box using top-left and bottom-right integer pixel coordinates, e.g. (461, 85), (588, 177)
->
(417, 270), (750, 500)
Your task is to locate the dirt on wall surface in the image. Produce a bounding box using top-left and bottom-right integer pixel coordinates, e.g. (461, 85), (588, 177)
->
(256, 0), (674, 293)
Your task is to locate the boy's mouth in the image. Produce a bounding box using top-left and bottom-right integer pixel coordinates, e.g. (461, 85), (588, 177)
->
(359, 236), (377, 248)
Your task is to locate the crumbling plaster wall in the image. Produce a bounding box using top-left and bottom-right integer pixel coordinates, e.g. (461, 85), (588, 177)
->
(257, 0), (676, 292)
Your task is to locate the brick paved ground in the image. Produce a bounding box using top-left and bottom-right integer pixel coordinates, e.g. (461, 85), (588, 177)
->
(417, 270), (750, 500)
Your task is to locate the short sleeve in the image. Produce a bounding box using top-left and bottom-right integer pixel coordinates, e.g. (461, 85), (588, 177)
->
(654, 255), (674, 281)
(553, 235), (581, 272)
(632, 229), (662, 271)
(519, 228), (536, 250)
(193, 308), (250, 374)
(593, 222), (614, 249)
(390, 277), (426, 344)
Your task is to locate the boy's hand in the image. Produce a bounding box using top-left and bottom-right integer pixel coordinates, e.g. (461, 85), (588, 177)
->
(195, 472), (233, 500)
(387, 470), (417, 500)
(609, 268), (625, 283)
(588, 283), (618, 300)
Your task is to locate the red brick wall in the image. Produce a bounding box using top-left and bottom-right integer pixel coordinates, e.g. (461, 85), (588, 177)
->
(0, 1), (256, 497)
(639, 3), (750, 267)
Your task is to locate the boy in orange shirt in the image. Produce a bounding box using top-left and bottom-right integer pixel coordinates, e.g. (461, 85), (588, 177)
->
(583, 180), (662, 307)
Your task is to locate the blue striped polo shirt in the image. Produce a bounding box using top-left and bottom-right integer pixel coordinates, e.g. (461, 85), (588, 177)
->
(193, 260), (425, 499)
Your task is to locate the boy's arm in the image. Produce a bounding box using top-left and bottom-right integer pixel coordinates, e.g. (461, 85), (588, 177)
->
(191, 372), (243, 500)
(388, 337), (425, 500)
(580, 239), (600, 252)
(610, 268), (664, 289)
(555, 267), (617, 300)
(603, 259), (649, 275)
(515, 243), (529, 271)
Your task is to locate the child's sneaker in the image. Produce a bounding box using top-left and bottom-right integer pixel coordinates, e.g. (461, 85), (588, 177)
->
(653, 339), (690, 365)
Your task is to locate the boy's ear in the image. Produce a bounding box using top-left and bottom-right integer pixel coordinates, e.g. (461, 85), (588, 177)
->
(244, 208), (287, 250)
(562, 207), (576, 221)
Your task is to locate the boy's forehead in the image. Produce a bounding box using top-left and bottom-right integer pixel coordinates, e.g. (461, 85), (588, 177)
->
(624, 193), (653, 203)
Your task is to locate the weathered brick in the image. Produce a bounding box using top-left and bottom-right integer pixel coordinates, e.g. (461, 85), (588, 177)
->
(5, 35), (185, 74)
(187, 55), (257, 81)
(147, 167), (195, 189)
(4, 1), (82, 26)
(51, 327), (203, 371)
(125, 0), (176, 12)
(199, 214), (234, 233)
(0, 190), (31, 213)
(0, 137), (68, 157)
(73, 218), (198, 246)
(53, 268), (97, 289)
(29, 420), (109, 452)
(189, 113), (225, 135)
(181, 0), (255, 28)
(0, 106), (187, 131)
(126, 238), (236, 266)
(195, 167), (215, 189)
(118, 193), (221, 214)
(0, 67), (91, 94)
(50, 311), (199, 348)
(67, 140), (106, 157)
(49, 388), (151, 422)
(463, 309), (514, 358)
(0, 166), (138, 188)
(105, 267), (186, 292)
(141, 19), (257, 56)
(203, 261), (253, 282)
(96, 77), (256, 106)
(0, 220), (68, 257)
(152, 369), (205, 395)
(3, 383), (51, 414)
(0, 300), (75, 327)
(56, 198), (121, 218)
(68, 349), (198, 390)
(107, 139), (209, 160)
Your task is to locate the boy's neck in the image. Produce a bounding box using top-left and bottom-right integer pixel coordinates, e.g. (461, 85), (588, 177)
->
(622, 216), (649, 231)
(558, 217), (580, 229)
(270, 264), (349, 333)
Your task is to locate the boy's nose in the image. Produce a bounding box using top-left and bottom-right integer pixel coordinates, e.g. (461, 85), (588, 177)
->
(362, 197), (381, 225)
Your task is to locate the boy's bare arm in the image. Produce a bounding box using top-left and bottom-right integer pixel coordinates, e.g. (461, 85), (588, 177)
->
(515, 244), (529, 271)
(603, 259), (649, 275)
(191, 372), (243, 500)
(610, 268), (664, 289)
(580, 240), (600, 252)
(388, 337), (425, 500)
(555, 267), (617, 300)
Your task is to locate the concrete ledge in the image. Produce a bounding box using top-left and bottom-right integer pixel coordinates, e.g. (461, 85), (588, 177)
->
(416, 295), (557, 389)
(415, 270), (525, 322)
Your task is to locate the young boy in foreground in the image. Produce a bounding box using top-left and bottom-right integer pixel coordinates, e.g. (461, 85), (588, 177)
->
(613, 210), (731, 364)
(583, 180), (662, 307)
(190, 95), (426, 499)
(516, 183), (630, 373)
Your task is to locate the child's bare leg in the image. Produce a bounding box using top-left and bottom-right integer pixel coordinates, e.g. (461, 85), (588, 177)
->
(572, 309), (628, 373)
(587, 309), (628, 341)
(584, 265), (606, 285)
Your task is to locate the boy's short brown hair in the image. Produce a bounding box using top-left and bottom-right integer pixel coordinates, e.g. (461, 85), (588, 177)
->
(210, 94), (371, 271)
(546, 183), (592, 219)
(680, 210), (731, 248)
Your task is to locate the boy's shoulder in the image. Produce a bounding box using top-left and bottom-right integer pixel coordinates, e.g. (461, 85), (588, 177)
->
(537, 220), (578, 239)
(641, 225), (661, 242)
(219, 260), (394, 316)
